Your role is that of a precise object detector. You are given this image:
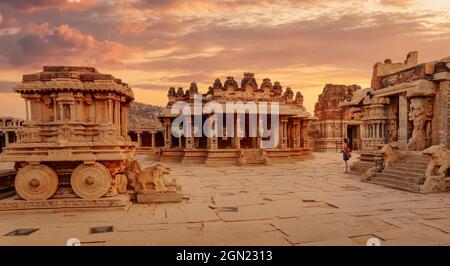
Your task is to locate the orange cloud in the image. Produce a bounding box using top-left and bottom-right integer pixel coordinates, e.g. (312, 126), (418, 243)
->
(0, 0), (449, 117)
(0, 0), (98, 13)
(2, 23), (134, 67)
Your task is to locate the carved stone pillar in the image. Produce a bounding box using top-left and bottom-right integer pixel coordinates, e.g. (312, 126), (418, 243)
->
(137, 132), (142, 147)
(234, 114), (241, 149)
(164, 121), (171, 148)
(151, 133), (156, 148)
(398, 93), (408, 150)
(208, 114), (218, 149)
(257, 116), (262, 149)
(439, 81), (450, 148)
(77, 96), (83, 122)
(407, 96), (433, 151)
(24, 98), (29, 121)
(3, 131), (8, 146)
(281, 119), (288, 149)
(121, 104), (128, 137)
(376, 123), (380, 139)
(293, 121), (299, 149)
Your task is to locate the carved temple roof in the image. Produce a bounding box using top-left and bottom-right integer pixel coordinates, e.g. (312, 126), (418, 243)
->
(14, 66), (134, 100)
(166, 73), (306, 108)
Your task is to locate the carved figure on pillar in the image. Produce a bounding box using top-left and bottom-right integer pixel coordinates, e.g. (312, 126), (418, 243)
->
(407, 97), (433, 151)
(388, 120), (398, 142)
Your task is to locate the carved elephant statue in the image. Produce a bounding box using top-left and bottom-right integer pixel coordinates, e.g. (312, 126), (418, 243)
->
(421, 145), (450, 193)
(378, 142), (406, 169)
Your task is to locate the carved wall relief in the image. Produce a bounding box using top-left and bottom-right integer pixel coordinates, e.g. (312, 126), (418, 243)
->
(407, 97), (433, 151)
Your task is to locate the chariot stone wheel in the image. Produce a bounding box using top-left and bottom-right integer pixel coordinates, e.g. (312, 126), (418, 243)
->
(70, 162), (112, 199)
(15, 164), (59, 201)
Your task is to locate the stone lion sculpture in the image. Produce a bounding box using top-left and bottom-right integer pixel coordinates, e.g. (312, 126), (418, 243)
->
(135, 164), (177, 193)
(421, 145), (450, 193)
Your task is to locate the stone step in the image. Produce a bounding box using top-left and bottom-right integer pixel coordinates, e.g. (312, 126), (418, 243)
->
(352, 160), (375, 166)
(349, 161), (375, 174)
(349, 167), (371, 174)
(370, 177), (421, 193)
(388, 163), (428, 171)
(376, 171), (424, 183)
(246, 158), (266, 163)
(385, 166), (426, 175)
(371, 174), (420, 187)
(403, 156), (429, 160)
(403, 156), (430, 161)
(371, 174), (422, 188)
(396, 160), (429, 167)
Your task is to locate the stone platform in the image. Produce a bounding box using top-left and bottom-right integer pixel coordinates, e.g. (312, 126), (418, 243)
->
(1, 153), (450, 246)
(0, 194), (131, 212)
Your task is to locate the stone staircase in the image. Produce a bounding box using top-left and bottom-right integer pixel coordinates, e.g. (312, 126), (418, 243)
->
(350, 160), (376, 175)
(348, 151), (381, 175)
(369, 152), (430, 192)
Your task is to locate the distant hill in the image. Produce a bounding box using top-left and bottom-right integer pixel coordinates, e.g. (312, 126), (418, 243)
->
(129, 102), (163, 119)
(128, 102), (163, 130)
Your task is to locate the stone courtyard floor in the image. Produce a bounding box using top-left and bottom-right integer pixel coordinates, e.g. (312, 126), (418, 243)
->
(1, 152), (450, 246)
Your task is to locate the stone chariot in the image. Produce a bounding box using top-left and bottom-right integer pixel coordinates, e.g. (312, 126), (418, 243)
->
(0, 66), (135, 201)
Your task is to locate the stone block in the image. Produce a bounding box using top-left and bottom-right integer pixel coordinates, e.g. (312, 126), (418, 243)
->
(137, 191), (183, 203)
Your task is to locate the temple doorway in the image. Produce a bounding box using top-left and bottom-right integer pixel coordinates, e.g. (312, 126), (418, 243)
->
(128, 131), (138, 142)
(141, 132), (152, 147)
(0, 133), (5, 152)
(347, 125), (360, 150)
(155, 132), (165, 147)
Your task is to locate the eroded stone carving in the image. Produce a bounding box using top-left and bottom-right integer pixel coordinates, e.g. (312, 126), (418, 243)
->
(282, 87), (294, 102)
(135, 164), (177, 192)
(421, 145), (450, 193)
(408, 97), (433, 151)
(295, 91), (304, 106)
(387, 120), (398, 142)
(134, 164), (182, 203)
(379, 142), (406, 169)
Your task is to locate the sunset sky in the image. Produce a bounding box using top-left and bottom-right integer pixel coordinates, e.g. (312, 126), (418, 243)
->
(0, 0), (449, 118)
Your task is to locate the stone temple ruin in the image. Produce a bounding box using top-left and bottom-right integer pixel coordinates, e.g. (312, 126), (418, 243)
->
(309, 84), (363, 152)
(0, 66), (182, 209)
(0, 117), (24, 152)
(158, 73), (313, 165)
(343, 51), (450, 193)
